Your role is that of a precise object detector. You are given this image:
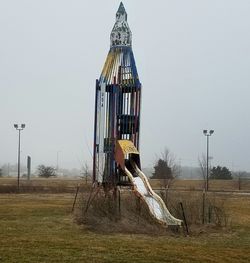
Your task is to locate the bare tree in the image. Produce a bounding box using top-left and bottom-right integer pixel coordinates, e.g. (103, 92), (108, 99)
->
(37, 165), (56, 178)
(81, 162), (91, 184)
(234, 171), (247, 190)
(152, 148), (180, 188)
(163, 148), (181, 178)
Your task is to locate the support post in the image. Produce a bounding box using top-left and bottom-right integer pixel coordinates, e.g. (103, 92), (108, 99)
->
(17, 129), (21, 192)
(118, 188), (121, 218)
(72, 185), (80, 212)
(136, 197), (141, 224)
(202, 189), (205, 224)
(206, 135), (209, 191)
(208, 205), (212, 223)
(180, 202), (189, 235)
(27, 156), (31, 181)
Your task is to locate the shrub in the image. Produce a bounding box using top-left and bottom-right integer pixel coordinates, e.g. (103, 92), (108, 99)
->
(37, 165), (56, 178)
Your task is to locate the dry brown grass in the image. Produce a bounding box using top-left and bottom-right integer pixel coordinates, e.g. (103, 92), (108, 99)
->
(161, 190), (231, 229)
(0, 192), (249, 262)
(150, 178), (250, 191)
(223, 194), (250, 226)
(73, 186), (237, 237)
(1, 177), (250, 193)
(74, 189), (167, 235)
(0, 177), (91, 193)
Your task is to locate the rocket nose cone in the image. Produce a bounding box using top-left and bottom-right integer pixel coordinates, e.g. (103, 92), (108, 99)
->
(117, 2), (126, 15)
(111, 2), (131, 47)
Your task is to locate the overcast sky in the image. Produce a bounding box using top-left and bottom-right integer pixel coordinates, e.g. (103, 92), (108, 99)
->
(1, 0), (250, 172)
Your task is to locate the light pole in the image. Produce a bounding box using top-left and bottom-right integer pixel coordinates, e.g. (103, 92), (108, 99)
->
(203, 129), (214, 191)
(14, 124), (25, 191)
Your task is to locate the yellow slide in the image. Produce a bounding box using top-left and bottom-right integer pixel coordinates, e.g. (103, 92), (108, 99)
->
(116, 140), (182, 226)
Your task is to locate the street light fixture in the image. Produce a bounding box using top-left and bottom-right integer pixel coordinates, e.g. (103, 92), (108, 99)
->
(14, 123), (26, 192)
(203, 129), (214, 191)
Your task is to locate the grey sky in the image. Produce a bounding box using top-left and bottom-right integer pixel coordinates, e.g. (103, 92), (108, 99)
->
(0, 0), (250, 172)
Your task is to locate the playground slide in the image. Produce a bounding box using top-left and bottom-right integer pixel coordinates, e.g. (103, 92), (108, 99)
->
(124, 162), (182, 226)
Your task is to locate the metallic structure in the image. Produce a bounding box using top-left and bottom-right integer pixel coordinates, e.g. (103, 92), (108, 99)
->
(203, 129), (214, 191)
(92, 3), (181, 226)
(93, 2), (141, 186)
(27, 156), (31, 180)
(14, 123), (26, 191)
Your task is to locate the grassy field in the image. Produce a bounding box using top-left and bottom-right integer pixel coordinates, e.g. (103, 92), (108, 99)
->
(1, 177), (250, 193)
(0, 192), (250, 263)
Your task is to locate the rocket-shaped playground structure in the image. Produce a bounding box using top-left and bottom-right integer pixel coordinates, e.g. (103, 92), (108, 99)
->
(93, 2), (181, 226)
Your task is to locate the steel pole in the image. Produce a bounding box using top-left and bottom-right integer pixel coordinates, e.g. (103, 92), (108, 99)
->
(17, 129), (21, 191)
(206, 135), (209, 191)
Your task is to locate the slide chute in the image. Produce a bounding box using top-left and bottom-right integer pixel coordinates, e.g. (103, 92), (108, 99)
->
(115, 140), (182, 226)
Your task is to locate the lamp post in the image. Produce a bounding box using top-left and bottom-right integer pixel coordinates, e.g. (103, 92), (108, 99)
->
(203, 129), (214, 191)
(14, 124), (25, 191)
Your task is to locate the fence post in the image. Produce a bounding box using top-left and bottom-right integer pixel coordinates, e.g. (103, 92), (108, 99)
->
(118, 187), (121, 218)
(202, 189), (205, 224)
(72, 185), (80, 212)
(208, 205), (212, 223)
(180, 202), (189, 235)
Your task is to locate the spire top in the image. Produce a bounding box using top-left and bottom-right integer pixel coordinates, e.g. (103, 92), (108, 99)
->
(116, 2), (127, 21)
(117, 2), (126, 15)
(111, 2), (131, 47)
